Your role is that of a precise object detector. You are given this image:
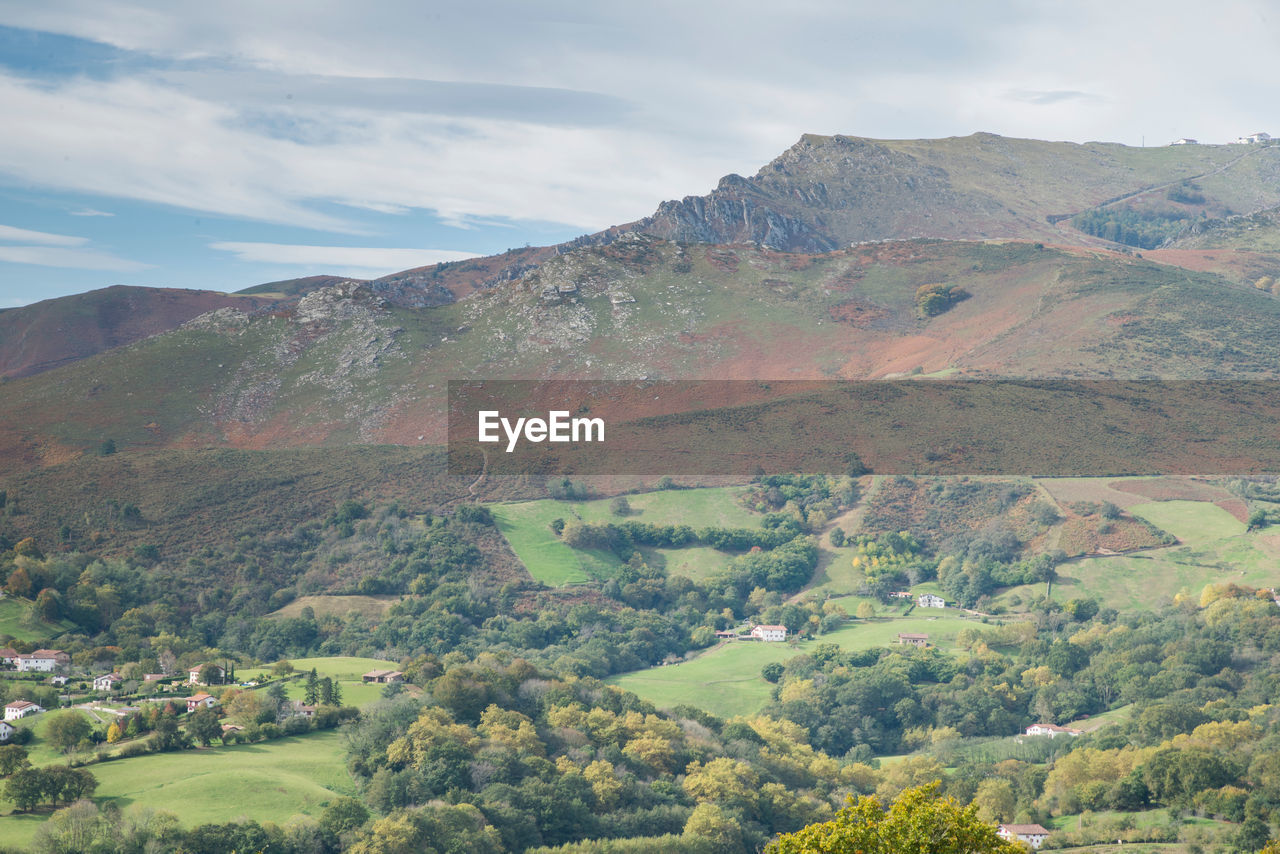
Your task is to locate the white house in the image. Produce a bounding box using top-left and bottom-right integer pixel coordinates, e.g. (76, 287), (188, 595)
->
(186, 692), (218, 713)
(1235, 132), (1272, 144)
(0, 720), (13, 742)
(997, 824), (1051, 849)
(4, 700), (44, 721)
(917, 594), (946, 609)
(16, 649), (68, 673)
(188, 664), (225, 685)
(750, 624), (787, 642)
(0, 648), (18, 667)
(1025, 723), (1082, 738)
(1170, 138), (1198, 145)
(898, 633), (930, 647)
(93, 673), (123, 692)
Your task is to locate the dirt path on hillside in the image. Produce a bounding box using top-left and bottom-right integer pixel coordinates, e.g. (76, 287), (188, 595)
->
(788, 476), (882, 602)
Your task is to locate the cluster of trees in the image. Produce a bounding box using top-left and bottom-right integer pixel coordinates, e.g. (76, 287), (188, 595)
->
(914, 284), (971, 317)
(342, 655), (864, 853)
(1, 748), (97, 812)
(1070, 206), (1194, 249)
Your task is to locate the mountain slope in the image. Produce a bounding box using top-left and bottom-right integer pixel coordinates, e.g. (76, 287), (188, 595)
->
(4, 234), (1280, 469)
(0, 286), (277, 379)
(634, 133), (1280, 250)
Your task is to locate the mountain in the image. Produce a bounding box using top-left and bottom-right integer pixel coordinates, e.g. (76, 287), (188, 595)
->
(0, 285), (278, 380)
(631, 133), (1280, 250)
(6, 133), (1280, 470)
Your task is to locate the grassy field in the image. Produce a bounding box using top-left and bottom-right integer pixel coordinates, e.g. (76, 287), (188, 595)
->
(490, 487), (762, 586)
(10, 709), (97, 767)
(243, 656), (399, 709)
(268, 594), (399, 621)
(817, 610), (978, 654)
(1127, 500), (1245, 545)
(608, 640), (794, 719)
(610, 606), (983, 717)
(0, 596), (74, 642)
(996, 499), (1272, 612)
(0, 730), (355, 848)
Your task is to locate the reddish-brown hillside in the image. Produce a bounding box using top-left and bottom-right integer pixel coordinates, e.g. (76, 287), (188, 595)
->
(0, 285), (277, 380)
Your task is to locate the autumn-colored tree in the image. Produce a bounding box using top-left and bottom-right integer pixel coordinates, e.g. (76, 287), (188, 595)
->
(4, 566), (32, 598)
(106, 722), (122, 744)
(768, 783), (1021, 854)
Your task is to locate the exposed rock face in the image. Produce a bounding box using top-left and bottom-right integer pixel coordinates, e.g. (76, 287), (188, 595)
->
(633, 134), (1015, 250)
(294, 281), (388, 323)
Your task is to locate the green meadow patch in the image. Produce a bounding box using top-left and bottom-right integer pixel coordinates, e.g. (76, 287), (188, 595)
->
(490, 487), (763, 586)
(0, 731), (355, 846)
(1128, 500), (1245, 545)
(0, 596), (74, 642)
(607, 640), (794, 718)
(610, 606), (984, 717)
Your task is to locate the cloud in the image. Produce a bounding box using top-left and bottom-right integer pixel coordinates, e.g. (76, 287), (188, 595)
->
(209, 241), (478, 277)
(0, 223), (88, 246)
(0, 245), (150, 271)
(69, 208), (114, 216)
(1005, 89), (1102, 106)
(0, 0), (1277, 251)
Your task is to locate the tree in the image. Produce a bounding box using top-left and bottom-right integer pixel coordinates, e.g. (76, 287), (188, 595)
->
(319, 677), (334, 706)
(5, 566), (32, 598)
(830, 527), (846, 548)
(106, 722), (122, 744)
(856, 602), (876, 620)
(320, 796), (371, 836)
(45, 711), (92, 754)
(4, 767), (45, 812)
(304, 668), (320, 705)
(767, 783), (1022, 854)
(610, 496), (632, 516)
(188, 707), (223, 747)
(198, 664), (223, 686)
(0, 744), (29, 777)
(330, 680), (343, 707)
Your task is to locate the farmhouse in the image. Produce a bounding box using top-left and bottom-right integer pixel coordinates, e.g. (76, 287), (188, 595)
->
(750, 624), (787, 642)
(0, 720), (13, 742)
(917, 593), (946, 609)
(186, 692), (218, 712)
(17, 649), (69, 672)
(997, 824), (1052, 849)
(1025, 723), (1082, 738)
(889, 591), (913, 599)
(188, 664), (225, 684)
(1236, 131), (1272, 144)
(93, 673), (123, 692)
(1170, 138), (1198, 145)
(362, 669), (405, 684)
(897, 633), (929, 647)
(294, 703), (317, 719)
(0, 648), (18, 667)
(714, 630), (738, 639)
(4, 700), (44, 721)
(50, 674), (68, 687)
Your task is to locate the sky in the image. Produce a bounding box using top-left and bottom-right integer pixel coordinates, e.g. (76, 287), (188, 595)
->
(0, 0), (1276, 307)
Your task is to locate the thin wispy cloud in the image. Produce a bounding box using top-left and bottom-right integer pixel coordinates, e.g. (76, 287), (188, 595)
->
(1005, 89), (1102, 106)
(69, 208), (114, 217)
(0, 223), (88, 246)
(0, 245), (150, 271)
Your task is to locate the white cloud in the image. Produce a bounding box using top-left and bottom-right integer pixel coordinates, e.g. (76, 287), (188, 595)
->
(69, 208), (115, 217)
(0, 245), (150, 271)
(0, 224), (88, 246)
(209, 241), (478, 278)
(0, 0), (1277, 245)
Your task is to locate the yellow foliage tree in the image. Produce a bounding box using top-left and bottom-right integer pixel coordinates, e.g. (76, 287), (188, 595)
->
(106, 722), (122, 744)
